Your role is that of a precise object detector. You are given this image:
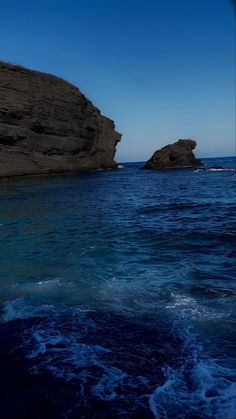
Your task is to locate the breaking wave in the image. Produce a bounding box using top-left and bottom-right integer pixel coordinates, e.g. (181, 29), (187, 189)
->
(149, 293), (236, 419)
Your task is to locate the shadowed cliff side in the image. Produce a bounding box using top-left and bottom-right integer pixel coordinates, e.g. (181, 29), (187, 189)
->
(142, 139), (202, 169)
(0, 62), (121, 177)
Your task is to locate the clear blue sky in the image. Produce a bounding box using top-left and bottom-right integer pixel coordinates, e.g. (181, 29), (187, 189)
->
(0, 0), (235, 161)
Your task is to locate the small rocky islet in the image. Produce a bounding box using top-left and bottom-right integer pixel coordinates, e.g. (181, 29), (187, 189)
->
(142, 139), (202, 170)
(0, 62), (201, 177)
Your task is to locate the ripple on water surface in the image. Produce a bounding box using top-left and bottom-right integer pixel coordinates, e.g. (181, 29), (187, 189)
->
(0, 158), (235, 418)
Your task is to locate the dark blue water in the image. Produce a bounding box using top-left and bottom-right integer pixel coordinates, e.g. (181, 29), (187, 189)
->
(0, 157), (235, 418)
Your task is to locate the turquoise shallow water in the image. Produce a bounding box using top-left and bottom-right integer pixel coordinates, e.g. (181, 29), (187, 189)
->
(0, 157), (235, 418)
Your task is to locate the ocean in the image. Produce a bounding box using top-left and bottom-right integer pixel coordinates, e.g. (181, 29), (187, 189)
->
(0, 157), (235, 418)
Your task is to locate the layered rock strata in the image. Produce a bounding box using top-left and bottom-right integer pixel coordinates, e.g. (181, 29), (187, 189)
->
(0, 62), (121, 177)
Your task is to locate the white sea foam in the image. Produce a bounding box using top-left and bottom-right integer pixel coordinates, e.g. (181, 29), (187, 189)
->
(209, 168), (236, 172)
(21, 319), (134, 402)
(37, 279), (60, 286)
(95, 271), (173, 317)
(166, 293), (230, 321)
(149, 293), (236, 418)
(14, 307), (150, 405)
(91, 366), (128, 401)
(0, 297), (56, 323)
(149, 358), (236, 419)
(194, 168), (236, 173)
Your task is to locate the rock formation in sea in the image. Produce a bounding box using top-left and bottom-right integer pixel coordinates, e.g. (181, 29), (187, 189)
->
(142, 139), (202, 169)
(0, 62), (121, 177)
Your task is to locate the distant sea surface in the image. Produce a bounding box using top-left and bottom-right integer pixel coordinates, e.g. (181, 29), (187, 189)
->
(0, 157), (235, 419)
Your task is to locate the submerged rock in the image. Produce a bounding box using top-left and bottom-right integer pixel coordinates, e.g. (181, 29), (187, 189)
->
(142, 139), (202, 170)
(0, 62), (121, 177)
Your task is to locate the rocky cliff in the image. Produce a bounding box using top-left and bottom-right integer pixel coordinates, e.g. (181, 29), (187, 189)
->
(0, 62), (121, 177)
(142, 139), (202, 169)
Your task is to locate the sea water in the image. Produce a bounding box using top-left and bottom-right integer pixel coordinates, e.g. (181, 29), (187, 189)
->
(0, 157), (235, 418)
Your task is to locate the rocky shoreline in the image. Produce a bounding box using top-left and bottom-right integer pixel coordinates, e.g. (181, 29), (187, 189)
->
(0, 62), (121, 178)
(0, 63), (204, 178)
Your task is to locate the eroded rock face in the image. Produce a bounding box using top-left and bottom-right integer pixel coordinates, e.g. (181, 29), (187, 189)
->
(0, 62), (121, 177)
(142, 139), (202, 169)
